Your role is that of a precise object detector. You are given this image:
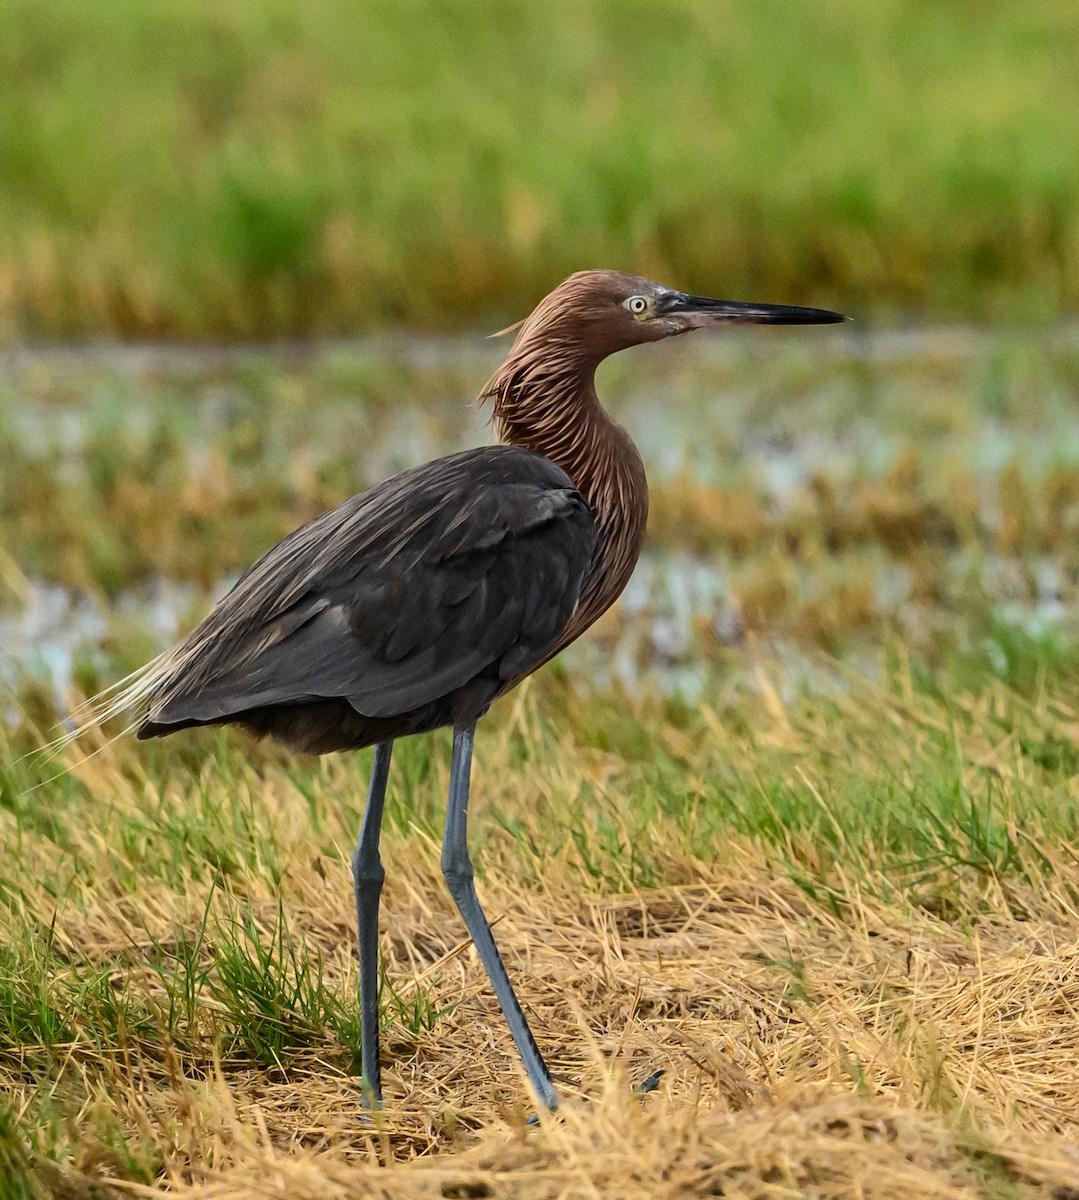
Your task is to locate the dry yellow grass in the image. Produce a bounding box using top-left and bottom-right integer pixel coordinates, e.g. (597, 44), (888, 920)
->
(6, 660), (1079, 1199)
(22, 854), (1079, 1198)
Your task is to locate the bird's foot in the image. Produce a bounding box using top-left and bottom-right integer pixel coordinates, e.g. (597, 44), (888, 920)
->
(525, 1067), (664, 1125)
(636, 1068), (664, 1096)
(359, 1076), (383, 1113)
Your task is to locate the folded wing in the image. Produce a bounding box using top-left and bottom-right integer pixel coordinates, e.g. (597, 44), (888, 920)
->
(140, 446), (596, 733)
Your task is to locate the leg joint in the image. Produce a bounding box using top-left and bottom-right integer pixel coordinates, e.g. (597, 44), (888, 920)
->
(440, 852), (474, 893)
(352, 848), (386, 888)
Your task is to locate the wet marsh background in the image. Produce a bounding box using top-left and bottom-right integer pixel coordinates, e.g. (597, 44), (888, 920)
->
(4, 3), (1079, 1197)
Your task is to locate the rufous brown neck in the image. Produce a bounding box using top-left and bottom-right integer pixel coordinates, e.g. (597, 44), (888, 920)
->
(481, 343), (649, 639)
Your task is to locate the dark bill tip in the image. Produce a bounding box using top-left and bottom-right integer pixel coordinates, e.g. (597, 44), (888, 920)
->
(662, 292), (847, 325)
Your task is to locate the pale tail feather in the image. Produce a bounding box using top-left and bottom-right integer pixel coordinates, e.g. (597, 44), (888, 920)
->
(11, 652), (172, 799)
(36, 649), (176, 759)
(15, 714), (148, 800)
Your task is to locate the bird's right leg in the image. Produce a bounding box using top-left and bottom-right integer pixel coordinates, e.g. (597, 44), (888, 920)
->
(441, 723), (560, 1111)
(352, 739), (393, 1107)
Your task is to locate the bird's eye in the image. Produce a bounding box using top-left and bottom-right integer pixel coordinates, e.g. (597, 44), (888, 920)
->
(625, 295), (649, 316)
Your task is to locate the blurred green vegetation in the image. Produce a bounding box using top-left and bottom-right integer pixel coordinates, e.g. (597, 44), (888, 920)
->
(0, 0), (1078, 338)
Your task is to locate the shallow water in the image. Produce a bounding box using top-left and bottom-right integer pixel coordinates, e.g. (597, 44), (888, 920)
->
(5, 542), (1079, 717)
(3, 323), (1079, 711)
(6, 320), (1079, 483)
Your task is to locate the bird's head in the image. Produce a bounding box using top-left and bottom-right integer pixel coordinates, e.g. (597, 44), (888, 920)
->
(503, 270), (846, 360)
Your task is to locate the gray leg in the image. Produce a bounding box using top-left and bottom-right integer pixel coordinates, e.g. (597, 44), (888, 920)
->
(352, 739), (393, 1107)
(441, 724), (559, 1110)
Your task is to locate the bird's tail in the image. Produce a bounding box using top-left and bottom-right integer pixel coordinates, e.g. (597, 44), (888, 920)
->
(38, 650), (174, 759)
(8, 651), (180, 798)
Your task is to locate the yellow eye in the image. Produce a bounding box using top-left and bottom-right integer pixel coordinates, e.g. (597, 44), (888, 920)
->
(625, 295), (649, 316)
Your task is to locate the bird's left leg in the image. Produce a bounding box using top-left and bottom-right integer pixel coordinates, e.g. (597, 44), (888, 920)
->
(352, 739), (394, 1107)
(441, 723), (559, 1111)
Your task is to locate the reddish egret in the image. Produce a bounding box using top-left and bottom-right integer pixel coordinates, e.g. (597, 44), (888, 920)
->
(103, 271), (843, 1109)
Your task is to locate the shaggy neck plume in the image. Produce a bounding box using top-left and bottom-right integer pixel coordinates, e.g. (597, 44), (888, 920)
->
(481, 331), (648, 634)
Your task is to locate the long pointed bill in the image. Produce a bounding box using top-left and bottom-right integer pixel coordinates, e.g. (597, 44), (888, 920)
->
(660, 292), (847, 327)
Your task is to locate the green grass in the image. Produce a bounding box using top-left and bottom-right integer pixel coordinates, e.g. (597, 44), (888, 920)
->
(1, 0), (1079, 337)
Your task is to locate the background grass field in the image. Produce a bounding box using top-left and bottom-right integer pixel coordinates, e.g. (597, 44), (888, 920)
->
(1, 0), (1079, 337)
(5, 1), (1079, 1196)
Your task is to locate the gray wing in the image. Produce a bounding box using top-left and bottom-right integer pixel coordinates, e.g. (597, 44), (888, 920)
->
(141, 446), (596, 729)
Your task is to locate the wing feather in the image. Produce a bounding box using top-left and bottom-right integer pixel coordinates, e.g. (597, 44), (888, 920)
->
(142, 446), (596, 731)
